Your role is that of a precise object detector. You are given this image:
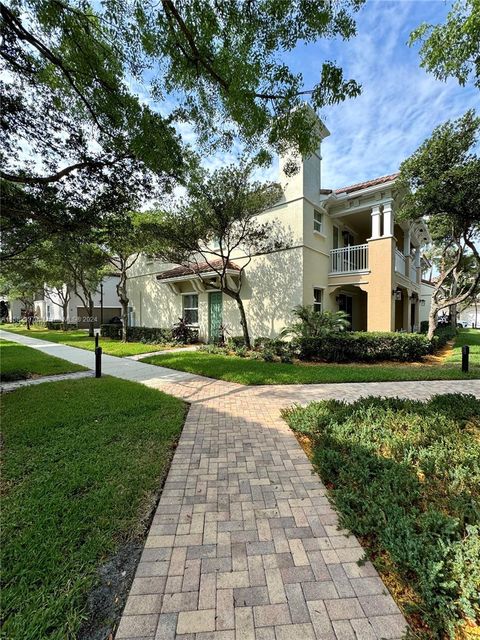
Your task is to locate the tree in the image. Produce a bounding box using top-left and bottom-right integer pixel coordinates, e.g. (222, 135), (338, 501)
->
(150, 164), (284, 348)
(398, 110), (480, 339)
(2, 0), (363, 189)
(410, 0), (480, 88)
(60, 242), (108, 337)
(100, 212), (145, 342)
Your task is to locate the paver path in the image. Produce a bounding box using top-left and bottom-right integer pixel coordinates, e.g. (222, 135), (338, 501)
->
(2, 330), (479, 639)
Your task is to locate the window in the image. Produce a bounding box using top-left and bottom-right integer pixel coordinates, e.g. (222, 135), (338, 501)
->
(313, 210), (323, 233)
(313, 288), (323, 313)
(183, 294), (198, 325)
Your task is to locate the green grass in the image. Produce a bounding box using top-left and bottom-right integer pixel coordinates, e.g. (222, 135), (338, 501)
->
(283, 394), (480, 638)
(0, 339), (86, 382)
(444, 328), (480, 367)
(143, 329), (480, 385)
(1, 377), (185, 639)
(0, 325), (175, 357)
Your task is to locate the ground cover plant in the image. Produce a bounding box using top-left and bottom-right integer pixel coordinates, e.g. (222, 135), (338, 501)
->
(1, 325), (176, 357)
(283, 394), (480, 638)
(0, 339), (85, 382)
(142, 330), (480, 385)
(1, 377), (185, 639)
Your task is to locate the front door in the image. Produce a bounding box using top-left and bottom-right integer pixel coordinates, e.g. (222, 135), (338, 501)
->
(209, 291), (223, 342)
(338, 294), (353, 329)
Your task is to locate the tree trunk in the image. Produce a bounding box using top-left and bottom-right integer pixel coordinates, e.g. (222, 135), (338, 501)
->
(62, 301), (69, 331)
(427, 307), (437, 340)
(233, 292), (251, 349)
(117, 275), (129, 343)
(449, 304), (457, 329)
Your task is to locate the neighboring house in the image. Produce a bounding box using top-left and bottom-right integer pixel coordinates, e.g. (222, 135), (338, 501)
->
(419, 280), (436, 326)
(458, 303), (480, 328)
(127, 118), (430, 343)
(33, 275), (121, 328)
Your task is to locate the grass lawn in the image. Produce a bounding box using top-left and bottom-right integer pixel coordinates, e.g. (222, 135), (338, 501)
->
(0, 339), (86, 382)
(283, 394), (480, 638)
(142, 329), (480, 385)
(0, 325), (176, 357)
(1, 377), (185, 639)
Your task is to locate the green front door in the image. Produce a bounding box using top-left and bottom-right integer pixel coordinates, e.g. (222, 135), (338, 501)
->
(209, 291), (223, 342)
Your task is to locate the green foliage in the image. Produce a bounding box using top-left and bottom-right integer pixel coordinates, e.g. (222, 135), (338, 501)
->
(410, 0), (480, 88)
(283, 394), (480, 636)
(0, 339), (85, 381)
(298, 331), (432, 363)
(1, 376), (185, 638)
(432, 325), (458, 348)
(281, 306), (350, 339)
(100, 323), (123, 340)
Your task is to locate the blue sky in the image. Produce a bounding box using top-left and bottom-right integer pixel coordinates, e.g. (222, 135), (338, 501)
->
(288, 0), (479, 189)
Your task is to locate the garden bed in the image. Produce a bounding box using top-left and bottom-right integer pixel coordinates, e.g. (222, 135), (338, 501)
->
(1, 376), (186, 638)
(283, 394), (480, 638)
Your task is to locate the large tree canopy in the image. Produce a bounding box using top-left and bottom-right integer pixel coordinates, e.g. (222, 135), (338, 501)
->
(410, 0), (480, 89)
(398, 109), (480, 338)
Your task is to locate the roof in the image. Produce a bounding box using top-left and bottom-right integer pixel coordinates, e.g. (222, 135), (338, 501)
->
(335, 172), (400, 195)
(156, 258), (240, 281)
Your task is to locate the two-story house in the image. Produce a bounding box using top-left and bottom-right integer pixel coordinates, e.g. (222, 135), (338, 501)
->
(126, 120), (430, 342)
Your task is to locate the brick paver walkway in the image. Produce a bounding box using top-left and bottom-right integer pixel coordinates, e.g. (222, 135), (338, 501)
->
(2, 330), (479, 639)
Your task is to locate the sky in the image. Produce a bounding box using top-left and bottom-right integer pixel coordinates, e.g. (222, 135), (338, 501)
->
(284, 0), (479, 189)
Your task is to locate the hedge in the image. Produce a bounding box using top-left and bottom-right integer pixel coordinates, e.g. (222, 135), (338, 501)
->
(100, 324), (123, 339)
(127, 326), (174, 343)
(298, 331), (432, 363)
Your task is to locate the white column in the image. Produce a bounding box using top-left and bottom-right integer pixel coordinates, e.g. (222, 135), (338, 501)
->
(382, 202), (394, 237)
(371, 205), (381, 239)
(403, 229), (411, 256)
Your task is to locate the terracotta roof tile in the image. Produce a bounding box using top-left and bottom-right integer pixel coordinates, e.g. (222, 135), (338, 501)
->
(156, 258), (240, 281)
(335, 172), (400, 195)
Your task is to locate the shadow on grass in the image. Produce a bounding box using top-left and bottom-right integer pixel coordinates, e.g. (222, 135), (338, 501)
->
(283, 394), (480, 638)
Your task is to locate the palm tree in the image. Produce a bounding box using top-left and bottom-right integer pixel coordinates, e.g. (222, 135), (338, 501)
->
(281, 306), (350, 339)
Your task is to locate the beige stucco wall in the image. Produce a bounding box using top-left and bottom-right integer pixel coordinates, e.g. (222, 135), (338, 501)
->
(366, 237), (395, 331)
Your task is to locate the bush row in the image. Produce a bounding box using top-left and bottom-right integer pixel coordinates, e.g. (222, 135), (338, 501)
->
(298, 331), (432, 363)
(100, 324), (199, 344)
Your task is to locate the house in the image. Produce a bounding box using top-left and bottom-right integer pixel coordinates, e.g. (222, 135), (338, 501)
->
(126, 121), (430, 342)
(33, 275), (122, 328)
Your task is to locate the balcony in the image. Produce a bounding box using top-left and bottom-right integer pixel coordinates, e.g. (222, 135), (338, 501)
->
(330, 244), (369, 274)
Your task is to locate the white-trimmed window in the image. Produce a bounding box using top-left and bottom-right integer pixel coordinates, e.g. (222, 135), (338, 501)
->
(313, 288), (323, 313)
(183, 294), (198, 325)
(314, 209), (323, 233)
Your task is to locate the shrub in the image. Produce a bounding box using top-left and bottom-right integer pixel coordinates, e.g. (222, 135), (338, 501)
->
(127, 325), (174, 344)
(262, 349), (275, 362)
(172, 318), (197, 344)
(45, 321), (77, 331)
(298, 331), (432, 363)
(100, 324), (122, 340)
(420, 320), (429, 334)
(283, 394), (480, 637)
(228, 335), (246, 347)
(432, 325), (457, 349)
(233, 346), (248, 357)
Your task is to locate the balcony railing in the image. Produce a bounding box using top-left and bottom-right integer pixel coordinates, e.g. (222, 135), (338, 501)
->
(395, 249), (406, 276)
(330, 244), (368, 274)
(410, 265), (419, 283)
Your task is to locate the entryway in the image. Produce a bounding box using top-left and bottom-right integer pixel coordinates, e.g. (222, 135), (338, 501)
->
(209, 291), (223, 342)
